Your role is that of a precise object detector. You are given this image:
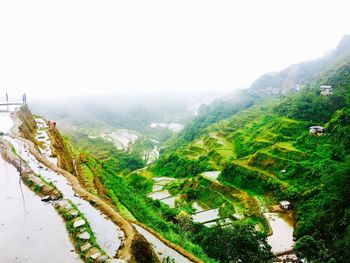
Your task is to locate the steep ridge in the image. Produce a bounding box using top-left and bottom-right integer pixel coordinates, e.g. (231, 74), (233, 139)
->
(48, 125), (76, 174)
(21, 35), (350, 262)
(10, 106), (158, 263)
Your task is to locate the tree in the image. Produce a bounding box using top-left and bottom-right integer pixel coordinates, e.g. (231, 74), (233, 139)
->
(197, 224), (273, 263)
(294, 235), (329, 262)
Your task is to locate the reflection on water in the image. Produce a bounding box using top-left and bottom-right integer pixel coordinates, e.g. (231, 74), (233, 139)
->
(264, 213), (294, 254)
(0, 112), (13, 134)
(201, 171), (220, 183)
(192, 208), (220, 223)
(0, 156), (81, 262)
(7, 136), (124, 257)
(160, 195), (180, 208)
(147, 190), (171, 200)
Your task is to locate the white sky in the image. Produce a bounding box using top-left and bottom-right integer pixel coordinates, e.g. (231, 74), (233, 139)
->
(0, 0), (349, 98)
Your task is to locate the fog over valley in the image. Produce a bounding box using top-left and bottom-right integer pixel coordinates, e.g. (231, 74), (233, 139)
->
(1, 1), (350, 263)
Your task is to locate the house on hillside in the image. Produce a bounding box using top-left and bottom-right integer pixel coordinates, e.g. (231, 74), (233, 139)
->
(309, 126), (325, 136)
(279, 200), (292, 210)
(294, 84), (301, 92)
(320, 85), (333, 96)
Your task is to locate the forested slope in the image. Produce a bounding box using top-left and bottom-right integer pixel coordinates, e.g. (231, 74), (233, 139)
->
(62, 36), (350, 262)
(150, 45), (350, 262)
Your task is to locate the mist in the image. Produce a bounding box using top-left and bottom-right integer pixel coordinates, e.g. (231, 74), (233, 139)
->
(27, 90), (223, 132)
(1, 0), (350, 99)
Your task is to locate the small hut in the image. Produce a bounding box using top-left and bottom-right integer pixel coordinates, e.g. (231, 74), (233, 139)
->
(309, 126), (325, 136)
(279, 200), (292, 210)
(320, 85), (333, 96)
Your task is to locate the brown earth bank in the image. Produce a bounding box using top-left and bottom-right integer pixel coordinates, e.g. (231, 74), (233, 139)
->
(16, 105), (38, 147)
(47, 125), (76, 174)
(11, 105), (157, 263)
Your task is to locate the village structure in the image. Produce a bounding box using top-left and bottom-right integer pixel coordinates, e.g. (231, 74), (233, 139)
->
(320, 85), (333, 96)
(309, 126), (326, 136)
(279, 200), (292, 210)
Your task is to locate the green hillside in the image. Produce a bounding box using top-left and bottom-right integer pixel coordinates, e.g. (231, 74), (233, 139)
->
(251, 34), (350, 94)
(147, 44), (350, 262)
(62, 36), (350, 262)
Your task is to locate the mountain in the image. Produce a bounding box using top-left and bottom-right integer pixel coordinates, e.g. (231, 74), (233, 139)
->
(250, 34), (350, 94)
(25, 35), (350, 262)
(140, 36), (350, 262)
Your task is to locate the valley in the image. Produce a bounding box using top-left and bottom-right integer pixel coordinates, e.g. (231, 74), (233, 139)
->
(1, 35), (350, 263)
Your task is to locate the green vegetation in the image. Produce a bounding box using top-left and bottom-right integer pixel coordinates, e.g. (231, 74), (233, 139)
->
(152, 153), (212, 178)
(56, 201), (105, 262)
(80, 154), (216, 262)
(69, 133), (145, 175)
(165, 91), (260, 150)
(59, 36), (350, 262)
(197, 224), (273, 263)
(142, 43), (350, 262)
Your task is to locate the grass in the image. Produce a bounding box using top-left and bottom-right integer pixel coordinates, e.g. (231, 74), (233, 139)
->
(58, 97), (314, 261)
(10, 144), (19, 157)
(81, 164), (96, 194)
(180, 132), (236, 168)
(109, 189), (136, 220)
(56, 201), (106, 262)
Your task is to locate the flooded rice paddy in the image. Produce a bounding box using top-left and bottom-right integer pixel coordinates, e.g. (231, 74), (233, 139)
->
(5, 117), (124, 257)
(264, 212), (294, 254)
